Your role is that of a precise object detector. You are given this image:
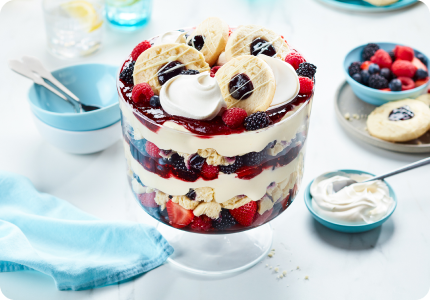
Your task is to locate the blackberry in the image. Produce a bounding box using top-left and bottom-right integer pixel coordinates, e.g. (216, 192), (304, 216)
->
(149, 95), (160, 108)
(416, 53), (428, 65)
(189, 154), (205, 171)
(219, 156), (243, 174)
(380, 68), (392, 81)
(361, 70), (370, 86)
(415, 69), (429, 80)
(243, 151), (266, 166)
(212, 209), (237, 230)
(296, 62), (317, 78)
(362, 43), (379, 61)
(389, 79), (402, 91)
(244, 111), (271, 131)
(180, 69), (200, 75)
(368, 74), (388, 89)
(348, 62), (361, 76)
(170, 153), (187, 171)
(389, 50), (396, 62)
(352, 73), (362, 83)
(368, 63), (380, 75)
(119, 60), (135, 85)
(170, 153), (199, 181)
(186, 189), (196, 200)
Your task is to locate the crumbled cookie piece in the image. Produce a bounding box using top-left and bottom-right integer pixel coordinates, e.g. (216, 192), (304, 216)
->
(154, 191), (169, 210)
(193, 201), (222, 219)
(172, 195), (200, 210)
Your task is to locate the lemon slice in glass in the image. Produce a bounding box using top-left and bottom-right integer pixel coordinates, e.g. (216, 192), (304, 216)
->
(61, 0), (103, 32)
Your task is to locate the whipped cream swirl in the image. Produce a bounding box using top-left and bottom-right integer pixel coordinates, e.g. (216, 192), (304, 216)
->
(153, 30), (186, 46)
(259, 54), (300, 108)
(160, 72), (227, 120)
(311, 174), (394, 225)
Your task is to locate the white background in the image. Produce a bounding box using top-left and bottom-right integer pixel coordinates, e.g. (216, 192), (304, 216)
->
(1, 0), (430, 299)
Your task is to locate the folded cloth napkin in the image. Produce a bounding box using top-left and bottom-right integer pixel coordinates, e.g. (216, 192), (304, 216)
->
(0, 171), (173, 291)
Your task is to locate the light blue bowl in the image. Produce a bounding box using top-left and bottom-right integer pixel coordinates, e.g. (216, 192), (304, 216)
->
(28, 64), (120, 131)
(304, 169), (397, 233)
(344, 42), (429, 106)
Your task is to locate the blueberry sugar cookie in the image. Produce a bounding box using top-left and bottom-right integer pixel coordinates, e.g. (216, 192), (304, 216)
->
(133, 43), (210, 94)
(215, 55), (276, 114)
(224, 25), (290, 62)
(367, 99), (430, 142)
(187, 17), (229, 66)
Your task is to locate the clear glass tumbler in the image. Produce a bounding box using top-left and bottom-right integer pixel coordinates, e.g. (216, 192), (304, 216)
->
(105, 0), (152, 30)
(43, 0), (104, 58)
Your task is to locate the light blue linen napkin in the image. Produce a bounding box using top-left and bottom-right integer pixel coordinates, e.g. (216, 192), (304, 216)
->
(0, 171), (173, 291)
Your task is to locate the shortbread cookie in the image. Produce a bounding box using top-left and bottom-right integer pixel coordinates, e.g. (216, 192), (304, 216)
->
(133, 43), (210, 95)
(225, 25), (290, 62)
(215, 55), (276, 114)
(416, 94), (430, 107)
(363, 0), (398, 6)
(367, 99), (430, 142)
(187, 17), (229, 66)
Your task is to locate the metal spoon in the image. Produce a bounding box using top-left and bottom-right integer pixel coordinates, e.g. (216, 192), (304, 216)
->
(332, 157), (430, 193)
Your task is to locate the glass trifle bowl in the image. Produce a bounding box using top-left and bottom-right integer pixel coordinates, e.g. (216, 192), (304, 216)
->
(117, 20), (315, 274)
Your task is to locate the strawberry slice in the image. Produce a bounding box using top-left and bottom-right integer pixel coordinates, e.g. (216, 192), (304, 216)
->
(415, 78), (429, 87)
(166, 200), (194, 227)
(230, 201), (257, 226)
(412, 57), (428, 72)
(361, 61), (371, 70)
(138, 192), (158, 208)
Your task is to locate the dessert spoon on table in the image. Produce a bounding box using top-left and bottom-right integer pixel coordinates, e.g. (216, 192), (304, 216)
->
(332, 156), (430, 193)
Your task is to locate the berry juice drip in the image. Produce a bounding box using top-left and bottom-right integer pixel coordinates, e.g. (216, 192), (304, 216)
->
(119, 58), (312, 136)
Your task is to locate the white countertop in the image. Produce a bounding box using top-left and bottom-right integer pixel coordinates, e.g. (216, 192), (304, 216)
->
(1, 0), (430, 299)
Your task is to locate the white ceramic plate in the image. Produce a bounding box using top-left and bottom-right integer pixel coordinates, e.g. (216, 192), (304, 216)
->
(335, 81), (430, 153)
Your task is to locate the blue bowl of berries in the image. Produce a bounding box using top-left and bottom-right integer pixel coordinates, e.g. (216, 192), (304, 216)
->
(344, 42), (429, 106)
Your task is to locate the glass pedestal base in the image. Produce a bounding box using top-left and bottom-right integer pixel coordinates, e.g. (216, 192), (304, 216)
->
(157, 222), (273, 275)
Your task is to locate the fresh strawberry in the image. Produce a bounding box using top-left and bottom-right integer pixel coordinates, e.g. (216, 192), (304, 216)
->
(201, 162), (219, 180)
(166, 200), (194, 227)
(131, 40), (151, 61)
(370, 49), (392, 69)
(132, 82), (154, 105)
(392, 60), (417, 78)
(190, 215), (212, 231)
(361, 61), (372, 70)
(299, 76), (314, 94)
(210, 66), (221, 77)
(393, 45), (414, 62)
(145, 141), (161, 158)
(253, 208), (273, 226)
(412, 57), (428, 72)
(222, 108), (247, 128)
(397, 77), (415, 91)
(281, 194), (291, 210)
(230, 201), (257, 226)
(284, 52), (306, 70)
(138, 192), (158, 207)
(415, 78), (429, 87)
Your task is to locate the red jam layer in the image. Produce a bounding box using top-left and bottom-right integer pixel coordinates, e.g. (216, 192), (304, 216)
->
(118, 57), (313, 136)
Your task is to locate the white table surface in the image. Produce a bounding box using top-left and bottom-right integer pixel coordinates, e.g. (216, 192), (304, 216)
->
(1, 0), (430, 299)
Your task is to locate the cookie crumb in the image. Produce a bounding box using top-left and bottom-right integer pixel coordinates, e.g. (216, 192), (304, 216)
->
(283, 271), (287, 275)
(269, 266), (272, 269)
(274, 267), (279, 272)
(353, 113), (360, 120)
(268, 253), (273, 257)
(296, 266), (300, 270)
(279, 274), (283, 278)
(265, 264), (268, 267)
(344, 113), (351, 120)
(305, 275), (309, 280)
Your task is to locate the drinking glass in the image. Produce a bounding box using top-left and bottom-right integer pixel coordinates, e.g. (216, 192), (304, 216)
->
(43, 0), (104, 58)
(105, 0), (152, 30)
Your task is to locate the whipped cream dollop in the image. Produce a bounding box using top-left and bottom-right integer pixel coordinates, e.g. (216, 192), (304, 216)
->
(153, 30), (186, 46)
(160, 72), (227, 120)
(311, 174), (394, 225)
(259, 54), (300, 108)
(217, 51), (228, 66)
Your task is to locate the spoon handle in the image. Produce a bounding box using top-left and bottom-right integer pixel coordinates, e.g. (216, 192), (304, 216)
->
(364, 157), (430, 182)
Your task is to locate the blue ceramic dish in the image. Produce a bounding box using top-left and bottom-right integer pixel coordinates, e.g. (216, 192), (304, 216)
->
(304, 169), (397, 233)
(28, 64), (120, 131)
(344, 42), (429, 106)
(317, 0), (418, 12)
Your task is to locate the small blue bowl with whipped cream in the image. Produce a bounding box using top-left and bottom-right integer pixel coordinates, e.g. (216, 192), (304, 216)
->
(304, 169), (397, 233)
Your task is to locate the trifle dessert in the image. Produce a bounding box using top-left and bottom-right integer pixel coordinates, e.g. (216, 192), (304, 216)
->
(117, 17), (316, 233)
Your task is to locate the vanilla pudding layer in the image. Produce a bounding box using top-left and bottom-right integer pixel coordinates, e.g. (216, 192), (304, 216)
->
(124, 139), (304, 204)
(119, 96), (312, 157)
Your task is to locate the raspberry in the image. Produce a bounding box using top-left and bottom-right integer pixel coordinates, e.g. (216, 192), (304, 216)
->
(299, 76), (314, 94)
(190, 215), (212, 231)
(201, 162), (219, 180)
(284, 52), (306, 70)
(392, 60), (417, 78)
(145, 141), (161, 158)
(393, 45), (414, 62)
(212, 209), (237, 230)
(132, 83), (154, 105)
(119, 60), (135, 85)
(361, 61), (371, 70)
(370, 49), (393, 69)
(210, 66), (221, 77)
(296, 62), (317, 78)
(397, 77), (415, 91)
(348, 62), (361, 76)
(131, 40), (151, 61)
(368, 74), (388, 89)
(244, 111), (271, 131)
(362, 43), (380, 61)
(222, 108), (247, 128)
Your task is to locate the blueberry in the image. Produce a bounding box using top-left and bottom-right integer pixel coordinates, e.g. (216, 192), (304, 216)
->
(149, 95), (160, 108)
(368, 64), (380, 75)
(415, 69), (429, 80)
(360, 70), (370, 86)
(352, 73), (362, 83)
(388, 50), (396, 62)
(380, 68), (392, 81)
(389, 79), (402, 91)
(416, 53), (428, 65)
